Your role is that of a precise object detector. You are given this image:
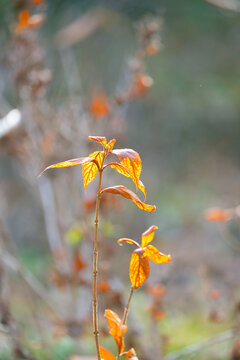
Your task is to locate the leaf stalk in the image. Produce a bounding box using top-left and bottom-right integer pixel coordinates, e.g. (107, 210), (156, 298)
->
(117, 286), (135, 360)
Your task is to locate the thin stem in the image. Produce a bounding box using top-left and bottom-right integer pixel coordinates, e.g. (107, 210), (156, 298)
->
(93, 169), (103, 360)
(122, 286), (134, 325)
(117, 286), (134, 360)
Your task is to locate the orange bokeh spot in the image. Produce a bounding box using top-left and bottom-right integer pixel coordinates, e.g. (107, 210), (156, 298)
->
(89, 93), (110, 118)
(205, 207), (233, 222)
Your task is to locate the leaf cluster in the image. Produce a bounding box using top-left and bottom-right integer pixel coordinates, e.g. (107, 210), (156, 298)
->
(39, 136), (155, 212)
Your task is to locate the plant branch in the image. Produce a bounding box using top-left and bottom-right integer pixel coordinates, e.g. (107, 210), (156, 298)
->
(93, 169), (103, 360)
(122, 286), (134, 325)
(116, 287), (135, 360)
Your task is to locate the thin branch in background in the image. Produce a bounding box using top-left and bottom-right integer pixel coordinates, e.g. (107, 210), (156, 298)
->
(55, 9), (108, 49)
(163, 329), (235, 360)
(0, 218), (63, 317)
(205, 0), (240, 12)
(38, 176), (63, 255)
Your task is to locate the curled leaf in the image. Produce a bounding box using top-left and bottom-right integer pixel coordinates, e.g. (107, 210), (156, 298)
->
(82, 151), (104, 192)
(88, 136), (107, 149)
(112, 149), (142, 190)
(143, 245), (171, 264)
(105, 309), (127, 354)
(38, 157), (94, 177)
(141, 225), (158, 248)
(106, 162), (130, 177)
(121, 348), (138, 359)
(100, 346), (116, 360)
(107, 164), (146, 204)
(101, 185), (156, 212)
(138, 179), (147, 202)
(129, 251), (150, 289)
(118, 238), (140, 247)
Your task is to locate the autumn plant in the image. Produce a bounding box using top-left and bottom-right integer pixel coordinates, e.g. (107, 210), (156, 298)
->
(39, 135), (171, 360)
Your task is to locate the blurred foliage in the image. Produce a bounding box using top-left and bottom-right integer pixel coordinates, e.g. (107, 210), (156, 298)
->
(1, 0), (240, 359)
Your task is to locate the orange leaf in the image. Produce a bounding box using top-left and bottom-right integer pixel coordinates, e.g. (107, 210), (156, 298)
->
(88, 136), (107, 149)
(100, 346), (116, 360)
(129, 251), (150, 289)
(38, 157), (94, 177)
(105, 309), (127, 354)
(15, 10), (45, 32)
(89, 92), (110, 118)
(32, 0), (44, 4)
(107, 139), (116, 152)
(82, 151), (104, 192)
(204, 207), (233, 222)
(112, 149), (142, 190)
(138, 179), (147, 202)
(141, 225), (158, 248)
(143, 245), (171, 264)
(106, 162), (130, 177)
(15, 10), (30, 32)
(121, 348), (138, 359)
(107, 165), (146, 204)
(118, 238), (140, 247)
(101, 185), (156, 212)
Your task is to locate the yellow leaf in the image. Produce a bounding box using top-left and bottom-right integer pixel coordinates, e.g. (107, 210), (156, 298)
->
(100, 346), (116, 360)
(129, 251), (150, 289)
(141, 225), (158, 248)
(143, 245), (171, 264)
(38, 157), (94, 177)
(82, 151), (104, 192)
(112, 149), (142, 190)
(107, 139), (116, 152)
(101, 185), (156, 212)
(88, 136), (107, 149)
(107, 162), (130, 177)
(105, 309), (127, 354)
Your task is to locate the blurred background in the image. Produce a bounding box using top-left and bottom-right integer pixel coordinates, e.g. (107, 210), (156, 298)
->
(1, 0), (240, 359)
